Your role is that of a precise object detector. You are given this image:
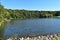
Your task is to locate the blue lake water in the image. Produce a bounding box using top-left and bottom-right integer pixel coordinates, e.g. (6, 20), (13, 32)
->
(3, 18), (60, 38)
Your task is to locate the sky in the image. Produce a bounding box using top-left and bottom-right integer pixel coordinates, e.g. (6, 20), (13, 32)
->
(0, 0), (60, 11)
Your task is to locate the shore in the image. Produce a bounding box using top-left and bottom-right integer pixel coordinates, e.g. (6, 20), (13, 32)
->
(0, 21), (4, 26)
(6, 34), (60, 40)
(0, 18), (12, 26)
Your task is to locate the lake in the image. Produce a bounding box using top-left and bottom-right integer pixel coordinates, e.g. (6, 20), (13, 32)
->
(1, 18), (60, 39)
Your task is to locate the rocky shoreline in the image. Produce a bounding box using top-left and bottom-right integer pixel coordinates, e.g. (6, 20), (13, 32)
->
(6, 34), (60, 40)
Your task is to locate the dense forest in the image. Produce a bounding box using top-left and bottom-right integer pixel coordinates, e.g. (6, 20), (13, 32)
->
(0, 4), (60, 22)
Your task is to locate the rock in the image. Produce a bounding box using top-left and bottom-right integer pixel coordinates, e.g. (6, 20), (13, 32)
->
(7, 38), (12, 40)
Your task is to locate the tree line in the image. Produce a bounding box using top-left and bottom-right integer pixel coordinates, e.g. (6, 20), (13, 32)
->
(0, 4), (60, 22)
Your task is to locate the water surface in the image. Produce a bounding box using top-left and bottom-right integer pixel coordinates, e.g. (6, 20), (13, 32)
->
(3, 18), (60, 38)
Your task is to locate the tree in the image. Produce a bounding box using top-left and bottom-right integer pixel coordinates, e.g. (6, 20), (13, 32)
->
(55, 11), (60, 16)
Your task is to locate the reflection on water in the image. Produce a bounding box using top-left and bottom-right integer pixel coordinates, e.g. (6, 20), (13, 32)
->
(0, 22), (5, 39)
(0, 22), (10, 39)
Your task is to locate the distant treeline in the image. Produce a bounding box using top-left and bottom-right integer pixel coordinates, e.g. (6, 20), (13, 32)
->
(0, 4), (60, 22)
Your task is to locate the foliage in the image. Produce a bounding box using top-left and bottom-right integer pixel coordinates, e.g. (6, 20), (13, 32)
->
(0, 4), (60, 22)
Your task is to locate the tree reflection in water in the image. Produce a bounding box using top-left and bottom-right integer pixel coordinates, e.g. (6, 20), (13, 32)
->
(0, 22), (7, 40)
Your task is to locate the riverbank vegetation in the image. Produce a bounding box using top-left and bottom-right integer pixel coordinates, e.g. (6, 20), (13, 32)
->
(0, 3), (60, 26)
